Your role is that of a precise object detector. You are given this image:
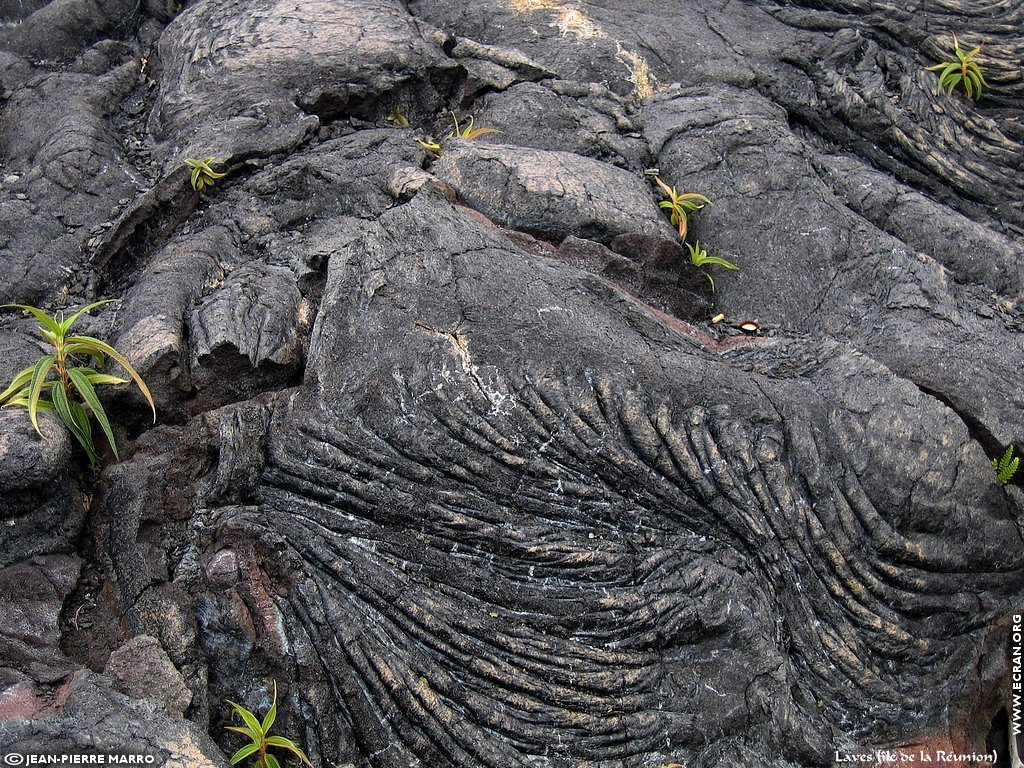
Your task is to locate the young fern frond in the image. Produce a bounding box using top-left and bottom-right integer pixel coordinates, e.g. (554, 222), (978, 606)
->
(991, 446), (1019, 486)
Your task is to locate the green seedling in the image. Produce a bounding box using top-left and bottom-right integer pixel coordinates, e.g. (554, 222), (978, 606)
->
(184, 157), (226, 192)
(386, 110), (411, 127)
(926, 32), (988, 99)
(992, 446), (1019, 486)
(0, 301), (156, 465)
(227, 682), (313, 768)
(449, 112), (502, 140)
(686, 241), (738, 292)
(654, 177), (711, 240)
(415, 112), (502, 157)
(416, 138), (443, 156)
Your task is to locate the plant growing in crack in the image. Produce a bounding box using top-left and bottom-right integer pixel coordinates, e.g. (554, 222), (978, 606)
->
(386, 109), (411, 127)
(926, 32), (988, 100)
(226, 682), (313, 768)
(686, 241), (738, 292)
(185, 156), (226, 192)
(654, 176), (711, 240)
(992, 446), (1019, 486)
(0, 300), (156, 465)
(448, 112), (502, 141)
(416, 137), (443, 156)
(415, 112), (502, 157)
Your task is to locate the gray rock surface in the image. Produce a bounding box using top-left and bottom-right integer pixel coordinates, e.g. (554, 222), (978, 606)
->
(105, 634), (193, 714)
(0, 672), (226, 768)
(0, 0), (1021, 766)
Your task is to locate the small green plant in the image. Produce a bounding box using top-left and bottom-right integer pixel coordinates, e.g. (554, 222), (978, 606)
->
(448, 112), (502, 140)
(926, 32), (988, 100)
(226, 682), (313, 768)
(386, 109), (410, 127)
(416, 137), (443, 156)
(0, 301), (156, 465)
(686, 241), (738, 292)
(992, 446), (1019, 486)
(654, 177), (711, 241)
(184, 157), (226, 192)
(415, 112), (502, 157)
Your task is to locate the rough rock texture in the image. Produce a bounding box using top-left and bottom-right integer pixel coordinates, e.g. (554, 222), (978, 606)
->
(0, 672), (226, 767)
(0, 0), (1022, 767)
(105, 634), (194, 714)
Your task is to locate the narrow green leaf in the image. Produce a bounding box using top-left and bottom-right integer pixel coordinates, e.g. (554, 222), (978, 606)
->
(229, 743), (260, 765)
(5, 396), (54, 409)
(51, 381), (92, 456)
(700, 256), (740, 270)
(58, 300), (119, 334)
(68, 368), (118, 460)
(467, 128), (503, 139)
(261, 692), (277, 734)
(966, 69), (984, 97)
(264, 754), (281, 768)
(264, 737), (312, 767)
(64, 336), (156, 422)
(229, 702), (265, 738)
(4, 385), (32, 403)
(68, 400), (99, 464)
(77, 369), (128, 386)
(0, 364), (37, 404)
(63, 343), (106, 369)
(27, 356), (56, 436)
(3, 305), (62, 336)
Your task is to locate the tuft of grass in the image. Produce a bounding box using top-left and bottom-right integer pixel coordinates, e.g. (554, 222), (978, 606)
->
(0, 301), (155, 465)
(184, 157), (226, 192)
(926, 32), (988, 100)
(992, 446), (1019, 486)
(686, 241), (738, 292)
(226, 682), (313, 768)
(654, 177), (710, 241)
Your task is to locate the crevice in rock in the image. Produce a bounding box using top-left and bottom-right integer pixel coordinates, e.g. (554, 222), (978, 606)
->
(297, 64), (466, 130)
(910, 380), (1001, 458)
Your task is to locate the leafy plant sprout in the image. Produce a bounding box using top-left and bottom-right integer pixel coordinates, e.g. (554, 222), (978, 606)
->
(686, 241), (738, 292)
(448, 112), (502, 140)
(416, 137), (443, 156)
(0, 301), (156, 465)
(227, 682), (313, 768)
(415, 112), (502, 157)
(654, 177), (711, 240)
(926, 32), (988, 100)
(386, 109), (411, 127)
(992, 446), (1019, 486)
(184, 157), (226, 192)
